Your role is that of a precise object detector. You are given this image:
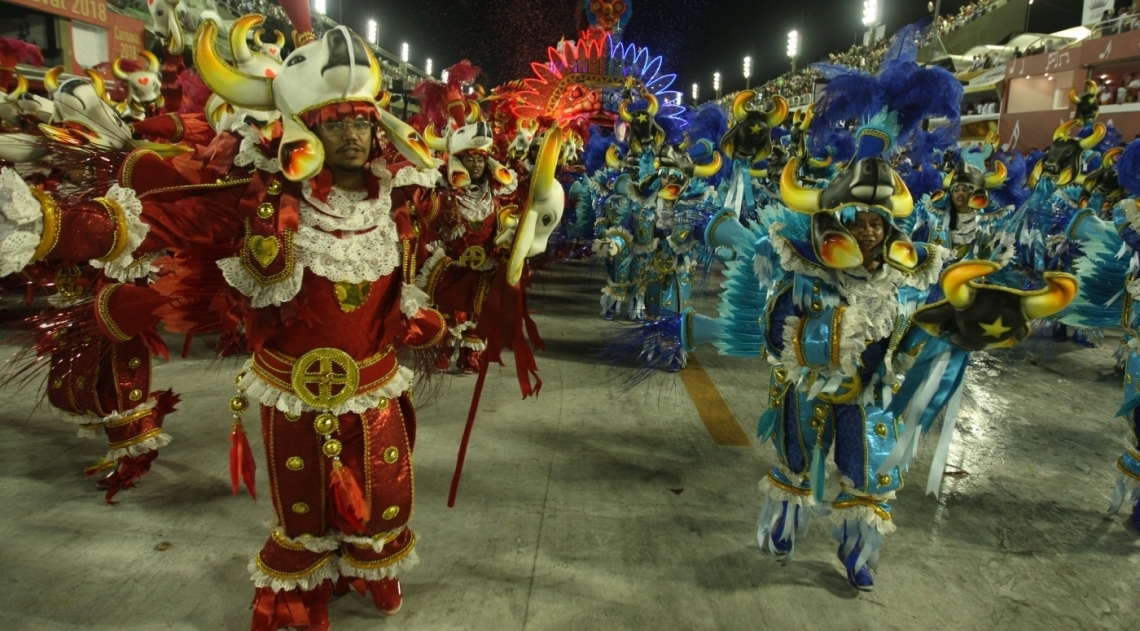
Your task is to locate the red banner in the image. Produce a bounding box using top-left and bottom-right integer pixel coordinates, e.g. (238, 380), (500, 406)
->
(5, 0), (113, 27)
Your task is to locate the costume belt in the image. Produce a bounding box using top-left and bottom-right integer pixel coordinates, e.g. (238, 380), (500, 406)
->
(252, 346), (397, 410)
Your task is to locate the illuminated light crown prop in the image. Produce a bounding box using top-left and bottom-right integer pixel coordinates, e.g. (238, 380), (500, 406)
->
(513, 29), (682, 131)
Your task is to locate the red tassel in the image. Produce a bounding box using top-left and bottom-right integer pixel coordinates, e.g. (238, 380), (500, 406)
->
(329, 460), (369, 531)
(229, 420), (257, 499)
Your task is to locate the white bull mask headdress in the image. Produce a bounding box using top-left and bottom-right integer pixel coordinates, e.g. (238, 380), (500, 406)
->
(40, 66), (134, 150)
(195, 16), (432, 181)
(423, 95), (516, 189)
(111, 50), (164, 118)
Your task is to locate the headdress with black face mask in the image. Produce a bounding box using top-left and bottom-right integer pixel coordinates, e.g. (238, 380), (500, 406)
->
(779, 120), (922, 271)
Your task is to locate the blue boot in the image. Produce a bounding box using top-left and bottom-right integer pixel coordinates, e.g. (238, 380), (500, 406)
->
(836, 523), (875, 592)
(769, 503), (796, 561)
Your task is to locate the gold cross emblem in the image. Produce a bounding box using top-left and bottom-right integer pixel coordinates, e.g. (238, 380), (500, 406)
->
(290, 348), (360, 409)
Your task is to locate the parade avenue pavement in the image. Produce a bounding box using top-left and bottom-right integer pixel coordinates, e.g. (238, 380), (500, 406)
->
(0, 260), (1135, 630)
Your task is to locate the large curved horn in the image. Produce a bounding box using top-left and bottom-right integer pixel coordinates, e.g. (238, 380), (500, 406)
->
(1022, 271), (1078, 319)
(1054, 119), (1078, 142)
(732, 90), (755, 122)
(941, 260), (998, 309)
(1085, 79), (1098, 97)
(645, 92), (659, 117)
(111, 58), (131, 81)
(605, 144), (621, 169)
(141, 50), (160, 74)
(766, 95), (789, 127)
(363, 45), (383, 99)
(779, 158), (823, 214)
(6, 74), (28, 102)
(692, 151), (723, 179)
(194, 19), (275, 111)
(423, 123), (449, 152)
(273, 30), (286, 48)
(889, 171), (914, 218)
(43, 66), (63, 94)
(1079, 123), (1106, 150)
(1103, 146), (1124, 167)
(466, 100), (482, 123)
(1069, 86), (1080, 105)
(983, 160), (1008, 189)
(618, 100), (633, 123)
(943, 169), (955, 190)
(229, 14), (263, 66)
(82, 69), (106, 97)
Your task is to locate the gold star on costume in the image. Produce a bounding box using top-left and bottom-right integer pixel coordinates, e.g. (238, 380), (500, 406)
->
(636, 113), (648, 122)
(749, 123), (762, 134)
(979, 316), (1011, 338)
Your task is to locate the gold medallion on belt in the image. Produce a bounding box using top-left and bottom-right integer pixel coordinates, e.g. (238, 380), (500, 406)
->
(290, 348), (360, 409)
(458, 245), (487, 269)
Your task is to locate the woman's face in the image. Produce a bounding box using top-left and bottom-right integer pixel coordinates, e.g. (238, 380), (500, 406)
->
(847, 210), (886, 261)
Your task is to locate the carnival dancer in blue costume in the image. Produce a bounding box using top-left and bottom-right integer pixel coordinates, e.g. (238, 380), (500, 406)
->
(611, 54), (1077, 591)
(909, 137), (1014, 264)
(717, 91), (789, 228)
(591, 92), (666, 320)
(1056, 139), (1140, 529)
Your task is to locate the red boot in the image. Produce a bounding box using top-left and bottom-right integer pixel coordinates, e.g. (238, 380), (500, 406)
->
(250, 581), (331, 631)
(95, 450), (160, 503)
(367, 577), (403, 616)
(457, 347), (481, 375)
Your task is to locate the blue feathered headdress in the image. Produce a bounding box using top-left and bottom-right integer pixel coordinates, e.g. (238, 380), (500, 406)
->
(1116, 139), (1140, 196)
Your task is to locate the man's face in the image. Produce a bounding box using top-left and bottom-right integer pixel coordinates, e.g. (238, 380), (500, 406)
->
(950, 183), (974, 211)
(460, 152), (486, 180)
(314, 115), (373, 173)
(847, 210), (886, 260)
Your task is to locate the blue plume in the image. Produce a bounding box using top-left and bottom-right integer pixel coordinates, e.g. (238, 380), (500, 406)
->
(685, 103), (729, 145)
(900, 164), (944, 201)
(991, 151), (1030, 209)
(1117, 139), (1140, 195)
(878, 61), (962, 146)
(583, 127), (618, 175)
(880, 19), (931, 68)
(809, 62), (854, 81)
(658, 114), (686, 145)
(814, 71), (885, 131)
(599, 313), (687, 388)
(1093, 122), (1124, 154)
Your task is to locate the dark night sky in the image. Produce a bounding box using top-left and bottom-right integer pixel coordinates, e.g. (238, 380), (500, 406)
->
(329, 0), (1081, 91)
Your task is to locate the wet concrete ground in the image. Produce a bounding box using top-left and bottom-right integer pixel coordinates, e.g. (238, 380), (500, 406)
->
(0, 259), (1136, 630)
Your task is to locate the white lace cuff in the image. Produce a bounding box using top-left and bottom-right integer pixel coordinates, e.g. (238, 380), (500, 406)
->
(89, 185), (153, 281)
(0, 167), (44, 276)
(400, 283), (431, 318)
(391, 165), (440, 189)
(233, 126), (280, 173)
(414, 247), (449, 291)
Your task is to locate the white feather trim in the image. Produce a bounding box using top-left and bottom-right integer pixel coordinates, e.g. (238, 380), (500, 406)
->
(414, 247), (449, 290)
(829, 502), (897, 536)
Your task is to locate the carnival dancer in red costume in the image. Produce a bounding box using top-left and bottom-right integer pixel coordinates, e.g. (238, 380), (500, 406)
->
(420, 77), (522, 373)
(0, 67), (205, 501)
(0, 3), (563, 627)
